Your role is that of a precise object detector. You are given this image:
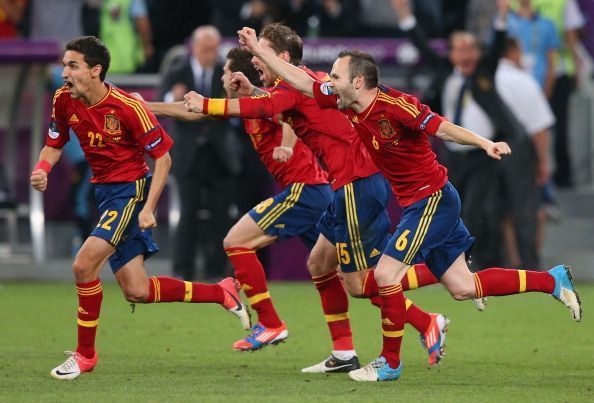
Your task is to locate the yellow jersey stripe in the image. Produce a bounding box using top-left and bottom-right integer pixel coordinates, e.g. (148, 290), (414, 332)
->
(77, 319), (99, 328)
(248, 291), (271, 306)
(377, 96), (417, 117)
(112, 90), (153, 131)
(382, 329), (404, 338)
(518, 270), (527, 293)
(112, 91), (153, 133)
(344, 183), (368, 270)
(110, 178), (140, 244)
(112, 92), (152, 133)
(258, 183), (301, 229)
(395, 98), (419, 117)
(325, 312), (350, 322)
(111, 178), (146, 245)
(404, 191), (440, 263)
(183, 281), (193, 302)
(403, 190), (441, 263)
(406, 266), (419, 289)
(378, 94), (419, 117)
(257, 183), (304, 230)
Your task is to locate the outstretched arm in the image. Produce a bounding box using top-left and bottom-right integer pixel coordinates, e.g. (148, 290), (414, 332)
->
(238, 27), (316, 97)
(436, 121), (511, 160)
(146, 101), (207, 121)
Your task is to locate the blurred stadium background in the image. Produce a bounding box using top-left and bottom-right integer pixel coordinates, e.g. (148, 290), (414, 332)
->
(1, 0), (593, 281)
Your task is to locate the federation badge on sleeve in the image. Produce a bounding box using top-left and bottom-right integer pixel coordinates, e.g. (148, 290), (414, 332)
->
(104, 114), (121, 135)
(48, 122), (60, 139)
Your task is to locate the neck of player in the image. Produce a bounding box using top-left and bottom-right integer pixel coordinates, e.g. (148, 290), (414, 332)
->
(82, 82), (109, 107)
(354, 87), (379, 114)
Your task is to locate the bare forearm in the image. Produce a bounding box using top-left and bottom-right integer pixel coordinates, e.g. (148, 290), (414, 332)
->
(37, 146), (63, 167)
(144, 153), (171, 212)
(436, 121), (492, 151)
(148, 101), (206, 121)
(280, 121), (298, 148)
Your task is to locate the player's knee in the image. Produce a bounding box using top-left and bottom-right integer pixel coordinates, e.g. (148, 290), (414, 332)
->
(222, 233), (236, 249)
(307, 254), (330, 276)
(72, 258), (93, 280)
(343, 281), (364, 298)
(448, 285), (475, 301)
(122, 286), (149, 303)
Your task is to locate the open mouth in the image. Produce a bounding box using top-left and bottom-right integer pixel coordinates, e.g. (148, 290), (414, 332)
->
(64, 80), (73, 89)
(254, 66), (265, 81)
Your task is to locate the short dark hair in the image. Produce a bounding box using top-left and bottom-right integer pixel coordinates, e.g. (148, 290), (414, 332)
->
(65, 36), (111, 81)
(259, 23), (303, 65)
(503, 37), (521, 55)
(337, 50), (379, 89)
(226, 47), (262, 87)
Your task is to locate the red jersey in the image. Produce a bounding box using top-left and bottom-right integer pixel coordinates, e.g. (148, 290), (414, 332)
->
(47, 84), (173, 183)
(238, 68), (378, 190)
(242, 118), (328, 188)
(313, 82), (447, 207)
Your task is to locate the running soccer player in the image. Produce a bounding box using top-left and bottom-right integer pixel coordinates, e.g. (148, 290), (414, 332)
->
(237, 28), (583, 382)
(31, 36), (250, 381)
(182, 24), (450, 371)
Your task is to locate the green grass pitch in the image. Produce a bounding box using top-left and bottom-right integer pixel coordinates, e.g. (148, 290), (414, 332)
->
(1, 281), (593, 402)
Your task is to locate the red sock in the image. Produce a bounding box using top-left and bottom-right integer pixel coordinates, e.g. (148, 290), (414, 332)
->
(312, 271), (354, 351)
(379, 283), (405, 368)
(404, 298), (431, 333)
(401, 263), (439, 290)
(76, 278), (103, 359)
(225, 247), (282, 328)
(146, 276), (224, 304)
(473, 268), (555, 298)
(370, 296), (382, 308)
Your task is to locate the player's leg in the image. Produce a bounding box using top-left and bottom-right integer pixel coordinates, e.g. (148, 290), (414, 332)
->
(50, 236), (113, 380)
(441, 253), (582, 321)
(348, 254), (409, 382)
(227, 183), (332, 351)
(301, 233), (360, 373)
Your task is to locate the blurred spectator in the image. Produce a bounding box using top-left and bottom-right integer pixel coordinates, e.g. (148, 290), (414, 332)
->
(99, 0), (154, 74)
(148, 0), (207, 72)
(159, 26), (240, 280)
(209, 0), (243, 37)
(496, 38), (556, 268)
(317, 0), (361, 37)
(507, 0), (559, 99)
(239, 0), (278, 35)
(28, 0), (83, 45)
(532, 0), (586, 187)
(279, 0), (318, 37)
(465, 0), (498, 44)
(0, 0), (27, 37)
(360, 0), (400, 37)
(394, 0), (525, 269)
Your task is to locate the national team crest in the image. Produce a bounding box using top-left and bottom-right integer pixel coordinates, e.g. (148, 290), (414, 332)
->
(104, 114), (121, 135)
(378, 119), (396, 138)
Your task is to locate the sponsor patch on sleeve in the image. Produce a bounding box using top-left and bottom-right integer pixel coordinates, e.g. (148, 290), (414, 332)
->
(48, 122), (60, 139)
(419, 113), (435, 130)
(320, 81), (336, 95)
(145, 136), (163, 151)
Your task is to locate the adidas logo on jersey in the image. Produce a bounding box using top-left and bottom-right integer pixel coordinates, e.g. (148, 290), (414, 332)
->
(69, 113), (79, 123)
(369, 248), (381, 258)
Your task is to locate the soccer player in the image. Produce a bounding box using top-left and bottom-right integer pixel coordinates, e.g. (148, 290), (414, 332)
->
(31, 36), (250, 381)
(182, 24), (450, 371)
(144, 47), (332, 351)
(236, 27), (583, 382)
